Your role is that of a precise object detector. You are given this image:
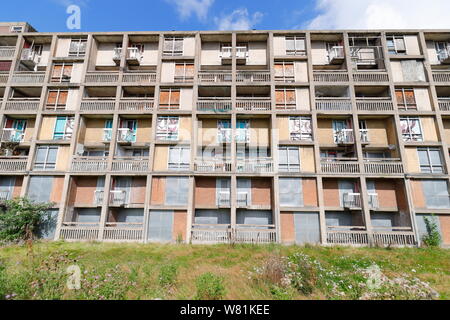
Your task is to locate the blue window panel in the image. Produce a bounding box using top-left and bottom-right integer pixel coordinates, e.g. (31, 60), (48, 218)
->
(27, 176), (53, 203)
(236, 210), (272, 227)
(279, 177), (303, 207)
(37, 209), (59, 240)
(294, 212), (320, 244)
(325, 211), (352, 228)
(148, 210), (173, 242)
(165, 177), (189, 206)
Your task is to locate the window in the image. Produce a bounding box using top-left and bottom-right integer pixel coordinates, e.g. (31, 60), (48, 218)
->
(51, 63), (73, 83)
(168, 146), (190, 170)
(216, 178), (231, 206)
(46, 89), (68, 110)
(289, 116), (312, 141)
(0, 177), (15, 201)
(118, 120), (137, 143)
(53, 116), (74, 140)
(220, 42), (232, 58)
(159, 89), (180, 109)
(236, 120), (250, 143)
(27, 176), (54, 202)
(34, 146), (58, 170)
(163, 37), (183, 56)
(132, 149), (149, 157)
(279, 178), (303, 207)
(435, 42), (450, 61)
(285, 36), (306, 56)
(274, 62), (295, 82)
(68, 38), (87, 57)
(387, 35), (406, 54)
(418, 148), (444, 173)
(278, 146), (300, 172)
(83, 149), (109, 157)
(156, 116), (179, 140)
(237, 179), (251, 206)
(174, 63), (194, 82)
(276, 88), (296, 109)
(422, 180), (450, 209)
(400, 117), (422, 141)
(104, 120), (113, 142)
(396, 88), (417, 110)
(165, 177), (189, 205)
(217, 120), (231, 143)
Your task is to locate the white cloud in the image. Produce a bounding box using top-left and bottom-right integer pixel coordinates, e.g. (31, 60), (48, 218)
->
(307, 0), (450, 29)
(166, 0), (214, 21)
(214, 8), (263, 31)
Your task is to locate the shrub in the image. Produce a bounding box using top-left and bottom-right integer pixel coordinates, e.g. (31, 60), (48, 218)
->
(0, 198), (54, 242)
(422, 216), (442, 247)
(195, 272), (226, 300)
(158, 264), (178, 288)
(287, 253), (318, 295)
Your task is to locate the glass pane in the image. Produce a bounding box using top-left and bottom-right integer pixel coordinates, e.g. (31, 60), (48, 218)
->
(288, 148), (300, 165)
(47, 147), (58, 163)
(418, 150), (430, 166)
(429, 150), (442, 166)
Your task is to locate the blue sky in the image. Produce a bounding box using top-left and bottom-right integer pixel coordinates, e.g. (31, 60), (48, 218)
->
(1, 0), (450, 32)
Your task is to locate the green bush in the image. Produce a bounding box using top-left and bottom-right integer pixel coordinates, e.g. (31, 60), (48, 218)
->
(422, 216), (442, 247)
(0, 198), (54, 242)
(195, 272), (226, 300)
(158, 264), (178, 288)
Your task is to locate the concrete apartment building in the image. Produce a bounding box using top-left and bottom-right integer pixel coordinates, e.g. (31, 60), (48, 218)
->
(0, 21), (449, 247)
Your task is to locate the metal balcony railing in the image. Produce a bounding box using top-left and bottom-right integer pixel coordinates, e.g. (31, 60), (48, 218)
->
(1, 128), (25, 143)
(197, 98), (232, 112)
(236, 158), (274, 173)
(343, 193), (362, 209)
(80, 99), (116, 111)
(321, 158), (360, 174)
(334, 129), (354, 144)
(198, 71), (232, 83)
(71, 157), (108, 172)
(112, 157), (149, 172)
(0, 46), (16, 58)
(117, 128), (136, 143)
(236, 97), (271, 111)
(194, 159), (232, 173)
(0, 157), (28, 172)
(356, 97), (394, 111)
(363, 158), (404, 174)
(315, 97), (352, 111)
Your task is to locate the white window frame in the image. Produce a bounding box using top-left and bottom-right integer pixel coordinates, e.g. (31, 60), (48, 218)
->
(174, 62), (194, 83)
(285, 36), (306, 56)
(156, 116), (179, 140)
(163, 37), (183, 56)
(34, 146), (58, 170)
(400, 117), (423, 142)
(68, 38), (87, 57)
(168, 146), (190, 171)
(387, 35), (407, 55)
(417, 147), (444, 174)
(278, 146), (301, 172)
(289, 116), (312, 141)
(274, 61), (295, 82)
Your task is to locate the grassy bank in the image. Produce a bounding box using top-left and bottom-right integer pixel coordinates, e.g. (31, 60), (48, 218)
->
(0, 241), (448, 300)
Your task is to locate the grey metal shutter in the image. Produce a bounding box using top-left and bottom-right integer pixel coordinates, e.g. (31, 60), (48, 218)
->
(116, 209), (144, 223)
(371, 212), (394, 231)
(77, 208), (101, 225)
(294, 212), (320, 244)
(27, 176), (54, 203)
(165, 177), (189, 205)
(194, 209), (231, 226)
(37, 209), (59, 240)
(148, 210), (173, 242)
(325, 211), (352, 227)
(416, 214), (442, 243)
(236, 210), (272, 227)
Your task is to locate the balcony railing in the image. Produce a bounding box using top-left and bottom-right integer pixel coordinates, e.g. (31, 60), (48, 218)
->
(0, 72), (8, 83)
(372, 228), (417, 246)
(4, 99), (40, 111)
(71, 157), (108, 172)
(95, 190), (127, 206)
(321, 158), (360, 174)
(236, 71), (270, 82)
(313, 71), (349, 82)
(103, 222), (144, 242)
(0, 191), (10, 201)
(438, 98), (450, 111)
(327, 226), (416, 246)
(343, 193), (362, 209)
(432, 71), (450, 83)
(236, 158), (274, 173)
(191, 225), (276, 244)
(80, 100), (116, 111)
(353, 72), (389, 82)
(60, 222), (99, 241)
(236, 97), (271, 111)
(356, 98), (394, 111)
(198, 71), (232, 83)
(328, 46), (345, 64)
(327, 227), (369, 245)
(315, 97), (352, 111)
(197, 99), (232, 112)
(119, 100), (154, 111)
(168, 161), (190, 171)
(117, 128), (136, 143)
(122, 72), (157, 83)
(0, 157), (28, 172)
(112, 157), (149, 172)
(335, 129), (354, 144)
(194, 159), (232, 172)
(11, 72), (45, 84)
(363, 158), (404, 174)
(1, 128), (25, 143)
(0, 46), (16, 58)
(85, 72), (119, 83)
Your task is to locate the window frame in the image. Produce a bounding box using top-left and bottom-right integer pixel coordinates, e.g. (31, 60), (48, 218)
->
(156, 116), (180, 141)
(400, 116), (423, 142)
(53, 116), (74, 140)
(68, 38), (87, 57)
(285, 36), (306, 56)
(51, 63), (73, 83)
(34, 145), (58, 170)
(168, 146), (191, 171)
(159, 88), (181, 110)
(46, 89), (69, 110)
(174, 62), (194, 83)
(387, 35), (407, 55)
(396, 88), (417, 110)
(278, 146), (301, 172)
(274, 61), (295, 82)
(289, 116), (313, 141)
(163, 37), (184, 56)
(417, 147), (445, 174)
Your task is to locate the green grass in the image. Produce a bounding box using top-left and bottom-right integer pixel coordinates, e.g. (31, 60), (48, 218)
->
(0, 241), (448, 300)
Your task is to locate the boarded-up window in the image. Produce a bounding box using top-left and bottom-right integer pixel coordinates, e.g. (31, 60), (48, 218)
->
(401, 60), (426, 82)
(46, 89), (68, 110)
(28, 176), (54, 202)
(159, 89), (180, 109)
(163, 37), (183, 56)
(396, 88), (416, 110)
(51, 63), (73, 82)
(279, 178), (303, 207)
(422, 180), (450, 209)
(174, 63), (194, 82)
(289, 116), (312, 141)
(274, 62), (295, 82)
(156, 116), (179, 140)
(276, 88), (296, 109)
(165, 177), (189, 205)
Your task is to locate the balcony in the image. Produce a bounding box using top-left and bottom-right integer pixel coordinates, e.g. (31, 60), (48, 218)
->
(194, 159), (232, 173)
(313, 71), (349, 82)
(197, 98), (232, 113)
(126, 47), (143, 66)
(122, 72), (157, 83)
(0, 156), (28, 172)
(0, 46), (16, 59)
(118, 99), (154, 112)
(198, 71), (232, 83)
(438, 98), (450, 111)
(4, 99), (40, 112)
(103, 128), (112, 143)
(343, 193), (362, 209)
(327, 226), (369, 245)
(335, 129), (354, 144)
(112, 157), (149, 172)
(80, 100), (116, 112)
(437, 48), (450, 64)
(103, 222), (144, 242)
(85, 72), (119, 83)
(328, 46), (345, 64)
(356, 97), (394, 111)
(117, 128), (136, 144)
(60, 222), (99, 241)
(95, 190), (127, 207)
(353, 72), (389, 83)
(191, 226), (276, 244)
(236, 158), (274, 173)
(0, 191), (10, 201)
(236, 97), (271, 111)
(372, 227), (417, 246)
(20, 49), (41, 69)
(432, 71), (450, 83)
(1, 128), (24, 143)
(363, 158), (404, 174)
(315, 98), (352, 111)
(71, 156), (108, 172)
(0, 72), (8, 83)
(236, 71), (270, 83)
(327, 226), (417, 246)
(321, 158), (360, 174)
(11, 72), (45, 84)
